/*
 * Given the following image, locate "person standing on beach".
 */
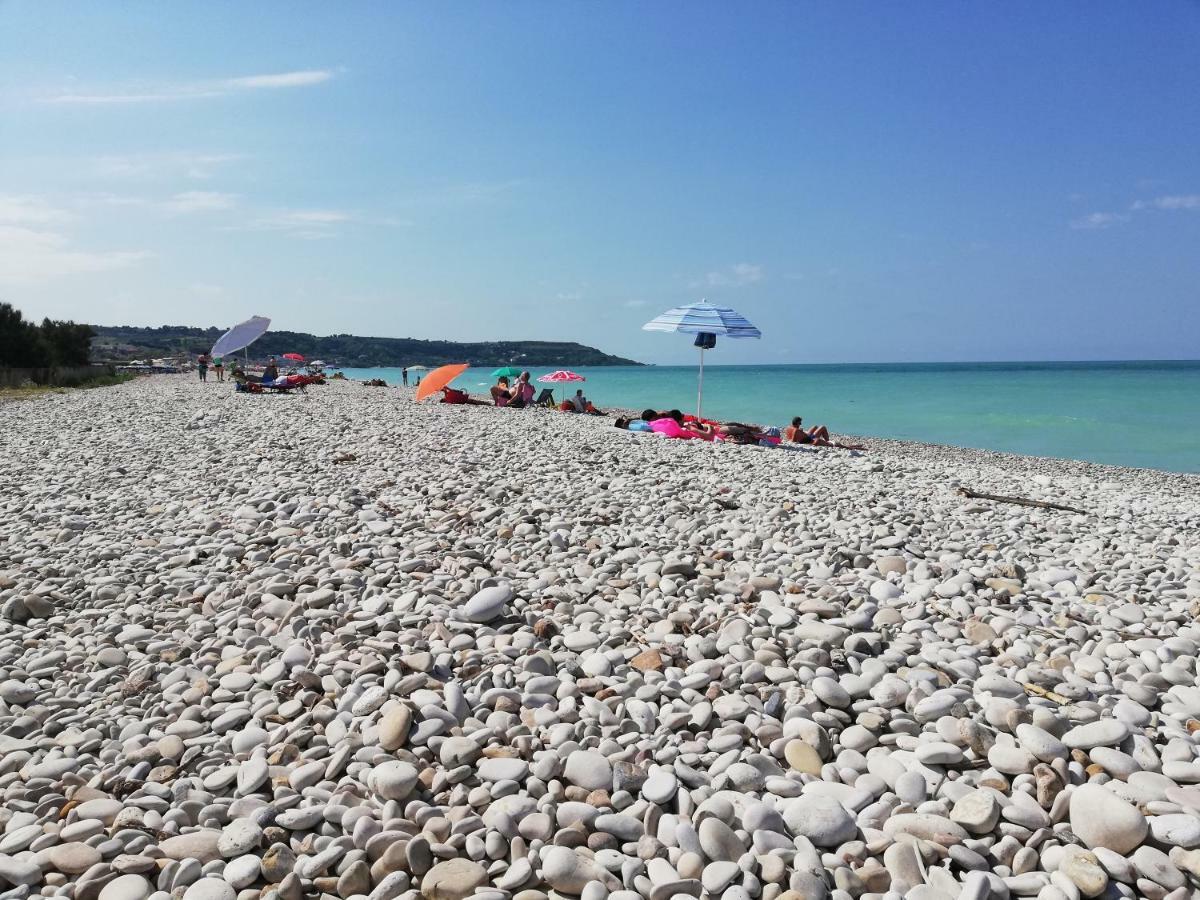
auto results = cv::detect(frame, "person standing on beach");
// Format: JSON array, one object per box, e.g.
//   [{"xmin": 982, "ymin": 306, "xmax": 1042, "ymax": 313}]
[
  {"xmin": 197, "ymin": 353, "xmax": 209, "ymax": 382},
  {"xmin": 402, "ymin": 367, "xmax": 408, "ymax": 386},
  {"xmin": 213, "ymin": 357, "xmax": 224, "ymax": 382}
]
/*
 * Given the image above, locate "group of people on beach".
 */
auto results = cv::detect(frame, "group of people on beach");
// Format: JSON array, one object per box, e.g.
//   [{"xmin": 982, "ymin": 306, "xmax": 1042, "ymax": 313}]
[
  {"xmin": 614, "ymin": 409, "xmax": 864, "ymax": 450},
  {"xmin": 195, "ymin": 353, "xmax": 225, "ymax": 382},
  {"xmin": 434, "ymin": 373, "xmax": 861, "ymax": 451},
  {"xmin": 437, "ymin": 372, "xmax": 604, "ymax": 416}
]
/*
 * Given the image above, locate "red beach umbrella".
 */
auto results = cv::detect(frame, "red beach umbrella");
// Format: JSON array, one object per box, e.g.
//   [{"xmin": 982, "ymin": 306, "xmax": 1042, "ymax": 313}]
[
  {"xmin": 537, "ymin": 370, "xmax": 585, "ymax": 404},
  {"xmin": 536, "ymin": 370, "xmax": 586, "ymax": 383},
  {"xmin": 282, "ymin": 353, "xmax": 305, "ymax": 362}
]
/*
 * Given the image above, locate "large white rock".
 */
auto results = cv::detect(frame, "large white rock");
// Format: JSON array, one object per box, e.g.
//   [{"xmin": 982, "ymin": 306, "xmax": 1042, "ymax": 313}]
[{"xmin": 1070, "ymin": 784, "xmax": 1148, "ymax": 854}]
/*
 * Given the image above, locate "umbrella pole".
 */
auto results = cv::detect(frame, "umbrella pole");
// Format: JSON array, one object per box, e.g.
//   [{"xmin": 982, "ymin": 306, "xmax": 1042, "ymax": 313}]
[{"xmin": 697, "ymin": 346, "xmax": 705, "ymax": 421}]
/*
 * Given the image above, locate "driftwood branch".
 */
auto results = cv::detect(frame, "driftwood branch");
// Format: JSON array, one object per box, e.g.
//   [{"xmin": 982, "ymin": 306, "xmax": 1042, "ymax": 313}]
[
  {"xmin": 1024, "ymin": 682, "xmax": 1070, "ymax": 705},
  {"xmin": 956, "ymin": 487, "xmax": 1088, "ymax": 516}
]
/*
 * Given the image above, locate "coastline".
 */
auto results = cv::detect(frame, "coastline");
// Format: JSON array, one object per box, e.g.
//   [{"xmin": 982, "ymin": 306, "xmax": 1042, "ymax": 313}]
[
  {"xmin": 335, "ymin": 362, "xmax": 1200, "ymax": 475},
  {"xmin": 2, "ymin": 374, "xmax": 1199, "ymax": 899}
]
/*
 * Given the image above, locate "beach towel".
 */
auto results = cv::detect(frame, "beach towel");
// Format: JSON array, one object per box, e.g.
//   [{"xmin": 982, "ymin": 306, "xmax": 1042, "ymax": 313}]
[{"xmin": 649, "ymin": 418, "xmax": 709, "ymax": 440}]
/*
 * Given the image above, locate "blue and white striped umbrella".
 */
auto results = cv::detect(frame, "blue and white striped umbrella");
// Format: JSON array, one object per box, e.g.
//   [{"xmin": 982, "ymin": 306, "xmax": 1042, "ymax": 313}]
[
  {"xmin": 642, "ymin": 299, "xmax": 762, "ymax": 339},
  {"xmin": 642, "ymin": 299, "xmax": 761, "ymax": 420}
]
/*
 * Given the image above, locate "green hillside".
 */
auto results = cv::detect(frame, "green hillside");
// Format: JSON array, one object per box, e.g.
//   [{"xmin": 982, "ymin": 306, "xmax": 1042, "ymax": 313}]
[{"xmin": 91, "ymin": 324, "xmax": 643, "ymax": 367}]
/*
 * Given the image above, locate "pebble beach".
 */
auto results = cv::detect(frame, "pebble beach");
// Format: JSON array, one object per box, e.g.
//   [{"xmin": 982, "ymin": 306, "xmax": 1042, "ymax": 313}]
[{"xmin": 4, "ymin": 375, "xmax": 1200, "ymax": 900}]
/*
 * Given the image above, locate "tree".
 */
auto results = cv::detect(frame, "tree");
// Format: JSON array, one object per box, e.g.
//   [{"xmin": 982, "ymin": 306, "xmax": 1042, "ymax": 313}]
[
  {"xmin": 0, "ymin": 302, "xmax": 49, "ymax": 367},
  {"xmin": 40, "ymin": 318, "xmax": 95, "ymax": 366},
  {"xmin": 0, "ymin": 303, "xmax": 95, "ymax": 367}
]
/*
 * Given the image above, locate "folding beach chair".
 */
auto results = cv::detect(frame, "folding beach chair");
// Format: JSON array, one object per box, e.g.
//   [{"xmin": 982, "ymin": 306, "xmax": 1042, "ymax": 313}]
[{"xmin": 533, "ymin": 388, "xmax": 557, "ymax": 408}]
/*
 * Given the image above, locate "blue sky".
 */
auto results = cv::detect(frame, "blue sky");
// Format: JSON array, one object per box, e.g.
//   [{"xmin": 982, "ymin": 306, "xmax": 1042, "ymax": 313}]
[{"xmin": 1, "ymin": 2, "xmax": 1197, "ymax": 365}]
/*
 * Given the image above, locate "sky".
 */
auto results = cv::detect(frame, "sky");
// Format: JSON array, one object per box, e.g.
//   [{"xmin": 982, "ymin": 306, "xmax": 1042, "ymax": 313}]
[{"xmin": 1, "ymin": 3, "xmax": 1198, "ymax": 365}]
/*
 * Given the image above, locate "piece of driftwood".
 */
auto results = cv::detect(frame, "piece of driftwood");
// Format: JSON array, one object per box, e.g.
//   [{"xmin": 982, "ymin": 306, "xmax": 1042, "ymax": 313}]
[
  {"xmin": 1024, "ymin": 682, "xmax": 1070, "ymax": 705},
  {"xmin": 956, "ymin": 487, "xmax": 1088, "ymax": 515}
]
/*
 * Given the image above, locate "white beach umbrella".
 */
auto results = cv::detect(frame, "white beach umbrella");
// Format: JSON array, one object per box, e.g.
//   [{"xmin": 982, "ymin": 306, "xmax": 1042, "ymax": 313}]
[
  {"xmin": 211, "ymin": 315, "xmax": 271, "ymax": 359},
  {"xmin": 642, "ymin": 299, "xmax": 761, "ymax": 420}
]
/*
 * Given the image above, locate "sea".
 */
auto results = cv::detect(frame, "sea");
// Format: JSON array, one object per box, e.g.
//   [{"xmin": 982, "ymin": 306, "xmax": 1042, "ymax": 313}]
[{"xmin": 333, "ymin": 361, "xmax": 1200, "ymax": 474}]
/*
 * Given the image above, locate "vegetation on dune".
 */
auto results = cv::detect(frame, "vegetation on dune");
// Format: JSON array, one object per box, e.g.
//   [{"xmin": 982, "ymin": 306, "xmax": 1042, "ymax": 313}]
[
  {"xmin": 0, "ymin": 302, "xmax": 96, "ymax": 368},
  {"xmin": 91, "ymin": 324, "xmax": 643, "ymax": 367}
]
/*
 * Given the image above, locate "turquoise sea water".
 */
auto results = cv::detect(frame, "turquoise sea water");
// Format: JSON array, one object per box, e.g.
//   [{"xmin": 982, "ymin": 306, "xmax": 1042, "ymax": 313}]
[{"xmin": 335, "ymin": 362, "xmax": 1200, "ymax": 474}]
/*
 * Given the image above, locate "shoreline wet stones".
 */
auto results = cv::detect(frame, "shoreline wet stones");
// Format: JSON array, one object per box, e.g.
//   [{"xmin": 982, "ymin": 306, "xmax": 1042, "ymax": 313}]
[{"xmin": 1, "ymin": 376, "xmax": 1200, "ymax": 900}]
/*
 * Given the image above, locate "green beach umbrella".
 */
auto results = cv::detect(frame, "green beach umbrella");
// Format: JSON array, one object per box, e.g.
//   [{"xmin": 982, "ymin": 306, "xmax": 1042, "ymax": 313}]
[{"xmin": 491, "ymin": 366, "xmax": 523, "ymax": 378}]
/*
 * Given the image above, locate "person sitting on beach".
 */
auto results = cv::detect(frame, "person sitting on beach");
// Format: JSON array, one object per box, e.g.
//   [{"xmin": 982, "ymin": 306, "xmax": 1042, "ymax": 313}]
[
  {"xmin": 262, "ymin": 357, "xmax": 279, "ymax": 383},
  {"xmin": 784, "ymin": 416, "xmax": 866, "ymax": 450},
  {"xmin": 491, "ymin": 377, "xmax": 513, "ymax": 406},
  {"xmin": 508, "ymin": 372, "xmax": 535, "ymax": 408},
  {"xmin": 783, "ymin": 416, "xmax": 829, "ymax": 445},
  {"xmin": 567, "ymin": 389, "xmax": 605, "ymax": 415}
]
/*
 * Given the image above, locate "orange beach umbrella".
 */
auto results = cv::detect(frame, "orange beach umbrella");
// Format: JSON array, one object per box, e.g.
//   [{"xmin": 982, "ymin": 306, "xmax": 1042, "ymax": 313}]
[{"xmin": 415, "ymin": 363, "xmax": 470, "ymax": 401}]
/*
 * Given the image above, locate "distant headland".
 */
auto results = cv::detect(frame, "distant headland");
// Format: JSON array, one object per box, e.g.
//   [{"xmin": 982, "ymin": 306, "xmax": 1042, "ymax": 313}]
[{"xmin": 91, "ymin": 324, "xmax": 644, "ymax": 367}]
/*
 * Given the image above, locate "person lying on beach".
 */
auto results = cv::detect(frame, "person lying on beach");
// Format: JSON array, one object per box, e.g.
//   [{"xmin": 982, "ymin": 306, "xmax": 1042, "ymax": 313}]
[
  {"xmin": 440, "ymin": 387, "xmax": 490, "ymax": 406},
  {"xmin": 491, "ymin": 377, "xmax": 513, "ymax": 406},
  {"xmin": 784, "ymin": 416, "xmax": 866, "ymax": 450},
  {"xmin": 614, "ymin": 417, "xmax": 654, "ymax": 432}
]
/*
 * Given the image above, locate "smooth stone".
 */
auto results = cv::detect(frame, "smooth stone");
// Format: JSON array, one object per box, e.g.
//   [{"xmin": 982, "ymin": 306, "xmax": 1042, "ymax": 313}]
[
  {"xmin": 1062, "ymin": 720, "xmax": 1130, "ymax": 750},
  {"xmin": 99, "ymin": 875, "xmax": 153, "ymax": 900},
  {"xmin": 181, "ymin": 880, "xmax": 236, "ymax": 900},
  {"xmin": 564, "ymin": 751, "xmax": 613, "ymax": 791},
  {"xmin": 1059, "ymin": 845, "xmax": 1108, "ymax": 898},
  {"xmin": 421, "ymin": 859, "xmax": 488, "ymax": 900},
  {"xmin": 783, "ymin": 740, "xmax": 823, "ymax": 776},
  {"xmin": 461, "ymin": 585, "xmax": 512, "ymax": 623},
  {"xmin": 540, "ymin": 847, "xmax": 619, "ymax": 894},
  {"xmin": 1148, "ymin": 814, "xmax": 1200, "ymax": 848},
  {"xmin": 370, "ymin": 760, "xmax": 420, "ymax": 801},
  {"xmin": 782, "ymin": 795, "xmax": 857, "ymax": 847},
  {"xmin": 159, "ymin": 831, "xmax": 223, "ymax": 863},
  {"xmin": 1070, "ymin": 784, "xmax": 1149, "ymax": 854}
]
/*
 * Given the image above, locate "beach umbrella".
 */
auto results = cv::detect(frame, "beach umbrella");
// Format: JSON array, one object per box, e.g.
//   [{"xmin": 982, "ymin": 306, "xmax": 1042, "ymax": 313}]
[
  {"xmin": 407, "ymin": 365, "xmax": 429, "ymax": 371},
  {"xmin": 537, "ymin": 369, "xmax": 585, "ymax": 404},
  {"xmin": 415, "ymin": 363, "xmax": 470, "ymax": 402},
  {"xmin": 309, "ymin": 359, "xmax": 326, "ymax": 367},
  {"xmin": 211, "ymin": 315, "xmax": 271, "ymax": 359},
  {"xmin": 282, "ymin": 352, "xmax": 305, "ymax": 362},
  {"xmin": 642, "ymin": 299, "xmax": 761, "ymax": 419},
  {"xmin": 491, "ymin": 366, "xmax": 523, "ymax": 378}
]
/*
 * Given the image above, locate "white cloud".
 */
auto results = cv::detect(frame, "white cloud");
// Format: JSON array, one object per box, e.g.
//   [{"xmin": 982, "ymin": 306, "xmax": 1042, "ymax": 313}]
[
  {"xmin": 228, "ymin": 208, "xmax": 403, "ymax": 239},
  {"xmin": 556, "ymin": 291, "xmax": 583, "ymax": 301},
  {"xmin": 166, "ymin": 191, "xmax": 239, "ymax": 214},
  {"xmin": 225, "ymin": 71, "xmax": 333, "ymax": 90},
  {"xmin": 695, "ymin": 262, "xmax": 764, "ymax": 288},
  {"xmin": 1133, "ymin": 194, "xmax": 1200, "ymax": 211},
  {"xmin": 0, "ymin": 195, "xmax": 74, "ymax": 226},
  {"xmin": 44, "ymin": 70, "xmax": 336, "ymax": 105},
  {"xmin": 228, "ymin": 209, "xmax": 353, "ymax": 239},
  {"xmin": 0, "ymin": 225, "xmax": 148, "ymax": 285},
  {"xmin": 94, "ymin": 152, "xmax": 243, "ymax": 180},
  {"xmin": 1070, "ymin": 212, "xmax": 1128, "ymax": 230}
]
